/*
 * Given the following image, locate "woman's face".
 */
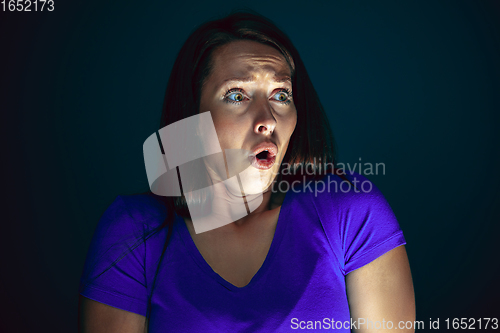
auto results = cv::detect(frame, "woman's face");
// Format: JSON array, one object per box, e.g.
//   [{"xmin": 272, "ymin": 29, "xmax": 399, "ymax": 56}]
[{"xmin": 199, "ymin": 40, "xmax": 297, "ymax": 195}]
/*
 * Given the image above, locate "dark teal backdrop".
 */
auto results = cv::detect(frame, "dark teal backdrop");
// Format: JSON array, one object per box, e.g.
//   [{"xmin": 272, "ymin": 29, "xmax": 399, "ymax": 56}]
[{"xmin": 2, "ymin": 0, "xmax": 499, "ymax": 332}]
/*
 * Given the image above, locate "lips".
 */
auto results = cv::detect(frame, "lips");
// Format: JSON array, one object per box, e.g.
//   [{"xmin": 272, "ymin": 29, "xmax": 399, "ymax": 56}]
[{"xmin": 249, "ymin": 142, "xmax": 278, "ymax": 170}]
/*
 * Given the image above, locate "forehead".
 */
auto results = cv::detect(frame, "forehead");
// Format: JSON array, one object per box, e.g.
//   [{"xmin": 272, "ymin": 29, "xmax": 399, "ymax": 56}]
[{"xmin": 208, "ymin": 40, "xmax": 291, "ymax": 86}]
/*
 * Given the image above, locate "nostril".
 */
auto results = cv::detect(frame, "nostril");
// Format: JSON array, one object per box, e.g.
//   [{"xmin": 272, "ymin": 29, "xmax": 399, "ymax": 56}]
[{"xmin": 258, "ymin": 125, "xmax": 267, "ymax": 132}]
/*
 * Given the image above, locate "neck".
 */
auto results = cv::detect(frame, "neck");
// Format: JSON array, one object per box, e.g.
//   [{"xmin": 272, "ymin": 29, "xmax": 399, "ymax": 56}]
[
  {"xmin": 231, "ymin": 183, "xmax": 286, "ymax": 227},
  {"xmin": 183, "ymin": 179, "xmax": 286, "ymax": 232}
]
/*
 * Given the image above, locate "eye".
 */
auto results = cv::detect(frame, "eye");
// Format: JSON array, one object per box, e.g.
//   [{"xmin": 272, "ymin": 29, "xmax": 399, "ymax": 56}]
[
  {"xmin": 224, "ymin": 88, "xmax": 247, "ymax": 104},
  {"xmin": 272, "ymin": 89, "xmax": 292, "ymax": 104}
]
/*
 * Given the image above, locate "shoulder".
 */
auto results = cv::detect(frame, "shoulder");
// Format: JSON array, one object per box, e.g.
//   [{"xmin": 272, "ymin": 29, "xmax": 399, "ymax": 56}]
[
  {"xmin": 80, "ymin": 192, "xmax": 168, "ymax": 316},
  {"xmin": 118, "ymin": 192, "xmax": 168, "ymax": 226},
  {"xmin": 304, "ymin": 171, "xmax": 403, "ymax": 245},
  {"xmin": 93, "ymin": 193, "xmax": 169, "ymax": 242},
  {"xmin": 308, "ymin": 172, "xmax": 405, "ymax": 274},
  {"xmin": 303, "ymin": 171, "xmax": 390, "ymax": 213},
  {"xmin": 279, "ymin": 170, "xmax": 393, "ymax": 228},
  {"xmin": 82, "ymin": 193, "xmax": 170, "ymax": 281}
]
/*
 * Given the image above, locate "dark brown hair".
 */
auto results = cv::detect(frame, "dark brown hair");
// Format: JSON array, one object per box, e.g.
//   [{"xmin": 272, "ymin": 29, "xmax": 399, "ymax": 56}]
[{"xmin": 155, "ymin": 11, "xmax": 340, "ymax": 218}]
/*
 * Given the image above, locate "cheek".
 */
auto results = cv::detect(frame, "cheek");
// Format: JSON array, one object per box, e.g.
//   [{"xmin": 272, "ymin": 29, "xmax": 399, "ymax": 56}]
[
  {"xmin": 283, "ymin": 108, "xmax": 298, "ymax": 140},
  {"xmin": 211, "ymin": 113, "xmax": 246, "ymax": 148},
  {"xmin": 276, "ymin": 110, "xmax": 297, "ymax": 160}
]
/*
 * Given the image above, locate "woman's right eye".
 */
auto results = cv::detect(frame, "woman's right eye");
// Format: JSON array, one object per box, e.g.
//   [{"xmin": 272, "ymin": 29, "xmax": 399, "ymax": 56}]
[{"xmin": 224, "ymin": 89, "xmax": 246, "ymax": 104}]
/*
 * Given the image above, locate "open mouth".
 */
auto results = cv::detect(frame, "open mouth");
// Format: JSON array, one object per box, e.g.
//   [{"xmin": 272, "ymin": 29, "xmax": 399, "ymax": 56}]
[
  {"xmin": 256, "ymin": 150, "xmax": 270, "ymax": 160},
  {"xmin": 249, "ymin": 143, "xmax": 278, "ymax": 170}
]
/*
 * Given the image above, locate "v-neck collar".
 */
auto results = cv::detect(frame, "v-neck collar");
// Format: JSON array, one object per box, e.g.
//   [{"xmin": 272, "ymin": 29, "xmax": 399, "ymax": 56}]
[{"xmin": 176, "ymin": 191, "xmax": 291, "ymax": 292}]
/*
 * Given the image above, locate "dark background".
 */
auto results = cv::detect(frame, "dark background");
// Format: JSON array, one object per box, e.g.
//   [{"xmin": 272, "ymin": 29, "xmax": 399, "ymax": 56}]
[{"xmin": 2, "ymin": 0, "xmax": 499, "ymax": 332}]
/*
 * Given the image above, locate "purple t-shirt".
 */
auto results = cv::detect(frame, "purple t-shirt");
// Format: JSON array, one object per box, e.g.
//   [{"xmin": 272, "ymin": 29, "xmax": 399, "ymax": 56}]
[{"xmin": 80, "ymin": 172, "xmax": 406, "ymax": 332}]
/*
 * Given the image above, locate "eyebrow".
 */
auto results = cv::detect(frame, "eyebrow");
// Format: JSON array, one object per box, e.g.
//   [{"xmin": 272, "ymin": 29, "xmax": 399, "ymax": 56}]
[{"xmin": 220, "ymin": 75, "xmax": 291, "ymax": 86}]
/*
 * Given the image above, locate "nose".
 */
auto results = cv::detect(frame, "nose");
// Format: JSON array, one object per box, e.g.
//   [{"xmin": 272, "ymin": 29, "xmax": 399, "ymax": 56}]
[{"xmin": 253, "ymin": 101, "xmax": 277, "ymax": 136}]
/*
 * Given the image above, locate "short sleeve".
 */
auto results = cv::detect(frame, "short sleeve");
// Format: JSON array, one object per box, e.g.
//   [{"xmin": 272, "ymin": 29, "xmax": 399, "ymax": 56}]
[
  {"xmin": 79, "ymin": 196, "xmax": 148, "ymax": 316},
  {"xmin": 313, "ymin": 172, "xmax": 406, "ymax": 275}
]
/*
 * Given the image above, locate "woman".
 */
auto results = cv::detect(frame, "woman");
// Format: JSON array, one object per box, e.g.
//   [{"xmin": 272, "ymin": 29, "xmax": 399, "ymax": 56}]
[{"xmin": 79, "ymin": 11, "xmax": 415, "ymax": 332}]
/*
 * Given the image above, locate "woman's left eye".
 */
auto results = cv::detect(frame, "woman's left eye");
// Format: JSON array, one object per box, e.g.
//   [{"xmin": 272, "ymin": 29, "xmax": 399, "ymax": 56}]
[{"xmin": 272, "ymin": 89, "xmax": 291, "ymax": 103}]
